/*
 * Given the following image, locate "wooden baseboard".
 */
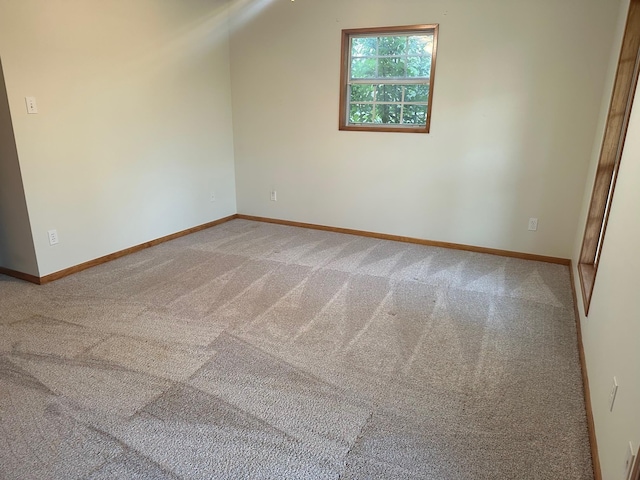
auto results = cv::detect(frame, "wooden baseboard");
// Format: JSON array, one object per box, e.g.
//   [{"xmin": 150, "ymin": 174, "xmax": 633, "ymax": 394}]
[
  {"xmin": 0, "ymin": 266, "xmax": 41, "ymax": 285},
  {"xmin": 236, "ymin": 214, "xmax": 571, "ymax": 265},
  {"xmin": 38, "ymin": 214, "xmax": 238, "ymax": 284},
  {"xmin": 569, "ymin": 261, "xmax": 602, "ymax": 480},
  {"xmin": 0, "ymin": 215, "xmax": 239, "ymax": 285},
  {"xmin": 3, "ymin": 213, "xmax": 570, "ymax": 284}
]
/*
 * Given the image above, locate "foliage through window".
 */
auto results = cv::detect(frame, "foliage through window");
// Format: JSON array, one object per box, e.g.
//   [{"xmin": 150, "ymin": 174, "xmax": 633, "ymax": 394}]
[{"xmin": 339, "ymin": 25, "xmax": 438, "ymax": 133}]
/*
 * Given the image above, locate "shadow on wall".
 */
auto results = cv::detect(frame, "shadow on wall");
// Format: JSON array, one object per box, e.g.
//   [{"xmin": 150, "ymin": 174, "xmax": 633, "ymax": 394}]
[{"xmin": 0, "ymin": 58, "xmax": 39, "ymax": 275}]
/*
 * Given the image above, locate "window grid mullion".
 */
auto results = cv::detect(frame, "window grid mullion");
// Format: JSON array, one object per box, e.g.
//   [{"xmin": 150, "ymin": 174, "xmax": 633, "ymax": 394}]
[
  {"xmin": 348, "ymin": 101, "xmax": 427, "ymax": 105},
  {"xmin": 349, "ymin": 78, "xmax": 430, "ymax": 85},
  {"xmin": 375, "ymin": 36, "xmax": 379, "ymax": 78},
  {"xmin": 404, "ymin": 37, "xmax": 409, "ymax": 78},
  {"xmin": 372, "ymin": 85, "xmax": 378, "ymax": 123},
  {"xmin": 351, "ymin": 54, "xmax": 430, "ymax": 59}
]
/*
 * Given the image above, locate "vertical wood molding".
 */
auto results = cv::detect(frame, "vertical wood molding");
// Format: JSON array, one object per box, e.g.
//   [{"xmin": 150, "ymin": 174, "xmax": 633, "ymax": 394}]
[
  {"xmin": 578, "ymin": 0, "xmax": 640, "ymax": 315},
  {"xmin": 631, "ymin": 445, "xmax": 640, "ymax": 480},
  {"xmin": 569, "ymin": 261, "xmax": 602, "ymax": 480}
]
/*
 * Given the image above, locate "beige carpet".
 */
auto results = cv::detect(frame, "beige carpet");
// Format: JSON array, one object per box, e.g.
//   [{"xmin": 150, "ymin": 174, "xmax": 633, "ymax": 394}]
[{"xmin": 0, "ymin": 219, "xmax": 593, "ymax": 479}]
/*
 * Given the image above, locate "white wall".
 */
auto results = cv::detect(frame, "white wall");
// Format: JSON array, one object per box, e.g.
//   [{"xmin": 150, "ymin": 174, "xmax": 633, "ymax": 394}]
[
  {"xmin": 573, "ymin": 79, "xmax": 640, "ymax": 480},
  {"xmin": 0, "ymin": 0, "xmax": 237, "ymax": 276},
  {"xmin": 0, "ymin": 60, "xmax": 38, "ymax": 276},
  {"xmin": 571, "ymin": 1, "xmax": 640, "ymax": 477},
  {"xmin": 230, "ymin": 0, "xmax": 621, "ymax": 259}
]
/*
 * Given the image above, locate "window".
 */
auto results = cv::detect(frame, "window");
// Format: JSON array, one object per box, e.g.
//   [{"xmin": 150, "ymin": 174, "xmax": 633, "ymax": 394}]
[
  {"xmin": 578, "ymin": 0, "xmax": 640, "ymax": 315},
  {"xmin": 339, "ymin": 25, "xmax": 438, "ymax": 133}
]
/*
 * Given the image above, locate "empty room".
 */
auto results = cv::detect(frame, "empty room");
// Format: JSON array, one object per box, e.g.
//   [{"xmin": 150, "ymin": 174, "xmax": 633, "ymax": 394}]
[{"xmin": 0, "ymin": 0, "xmax": 639, "ymax": 479}]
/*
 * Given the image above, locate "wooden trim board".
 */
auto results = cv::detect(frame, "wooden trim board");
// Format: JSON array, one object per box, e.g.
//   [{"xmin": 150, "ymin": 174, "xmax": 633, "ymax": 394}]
[
  {"xmin": 632, "ymin": 445, "xmax": 640, "ymax": 480},
  {"xmin": 39, "ymin": 214, "xmax": 238, "ymax": 284},
  {"xmin": 0, "ymin": 266, "xmax": 41, "ymax": 285},
  {"xmin": 2, "ymin": 212, "xmax": 570, "ymax": 285},
  {"xmin": 578, "ymin": 0, "xmax": 640, "ymax": 315},
  {"xmin": 569, "ymin": 261, "xmax": 602, "ymax": 480},
  {"xmin": 236, "ymin": 214, "xmax": 571, "ymax": 265},
  {"xmin": 0, "ymin": 214, "xmax": 238, "ymax": 285}
]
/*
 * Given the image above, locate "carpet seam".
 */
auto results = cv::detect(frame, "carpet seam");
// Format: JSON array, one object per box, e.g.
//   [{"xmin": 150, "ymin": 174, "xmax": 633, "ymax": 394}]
[{"xmin": 338, "ymin": 409, "xmax": 375, "ymax": 480}]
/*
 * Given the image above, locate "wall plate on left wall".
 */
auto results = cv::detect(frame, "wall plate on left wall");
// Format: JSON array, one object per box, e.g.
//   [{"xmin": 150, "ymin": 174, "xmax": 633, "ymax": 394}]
[{"xmin": 25, "ymin": 96, "xmax": 37, "ymax": 114}]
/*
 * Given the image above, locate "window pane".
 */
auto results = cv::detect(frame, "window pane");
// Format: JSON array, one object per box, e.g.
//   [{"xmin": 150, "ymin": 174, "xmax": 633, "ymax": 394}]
[
  {"xmin": 351, "ymin": 37, "xmax": 377, "ymax": 57},
  {"xmin": 378, "ymin": 36, "xmax": 406, "ymax": 56},
  {"xmin": 402, "ymin": 104, "xmax": 427, "ymax": 125},
  {"xmin": 404, "ymin": 84, "xmax": 429, "ymax": 102},
  {"xmin": 349, "ymin": 103, "xmax": 374, "ymax": 124},
  {"xmin": 406, "ymin": 55, "xmax": 430, "ymax": 78},
  {"xmin": 351, "ymin": 58, "xmax": 377, "ymax": 78},
  {"xmin": 376, "ymin": 84, "xmax": 403, "ymax": 102},
  {"xmin": 407, "ymin": 35, "xmax": 433, "ymax": 55},
  {"xmin": 350, "ymin": 84, "xmax": 375, "ymax": 102},
  {"xmin": 375, "ymin": 104, "xmax": 402, "ymax": 124},
  {"xmin": 378, "ymin": 57, "xmax": 405, "ymax": 77}
]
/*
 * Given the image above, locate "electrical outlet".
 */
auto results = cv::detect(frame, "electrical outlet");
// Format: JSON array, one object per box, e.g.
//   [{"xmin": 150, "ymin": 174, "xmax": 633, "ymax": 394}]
[
  {"xmin": 270, "ymin": 190, "xmax": 277, "ymax": 201},
  {"xmin": 210, "ymin": 191, "xmax": 216, "ymax": 202},
  {"xmin": 609, "ymin": 377, "xmax": 618, "ymax": 412},
  {"xmin": 25, "ymin": 96, "xmax": 38, "ymax": 114},
  {"xmin": 528, "ymin": 217, "xmax": 538, "ymax": 231},
  {"xmin": 624, "ymin": 442, "xmax": 635, "ymax": 480},
  {"xmin": 47, "ymin": 229, "xmax": 59, "ymax": 246}
]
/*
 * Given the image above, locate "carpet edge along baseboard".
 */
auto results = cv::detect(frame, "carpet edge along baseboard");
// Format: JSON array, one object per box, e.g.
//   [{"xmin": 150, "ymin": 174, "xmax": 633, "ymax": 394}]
[
  {"xmin": 237, "ymin": 214, "xmax": 570, "ymax": 266},
  {"xmin": 0, "ymin": 266, "xmax": 41, "ymax": 284},
  {"xmin": 0, "ymin": 213, "xmax": 570, "ymax": 285},
  {"xmin": 0, "ymin": 214, "xmax": 239, "ymax": 285}
]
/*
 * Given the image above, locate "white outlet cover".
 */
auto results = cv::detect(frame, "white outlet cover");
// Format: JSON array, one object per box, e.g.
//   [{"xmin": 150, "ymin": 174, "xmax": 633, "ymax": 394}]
[
  {"xmin": 47, "ymin": 229, "xmax": 58, "ymax": 246},
  {"xmin": 609, "ymin": 377, "xmax": 618, "ymax": 412},
  {"xmin": 25, "ymin": 96, "xmax": 38, "ymax": 114}
]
